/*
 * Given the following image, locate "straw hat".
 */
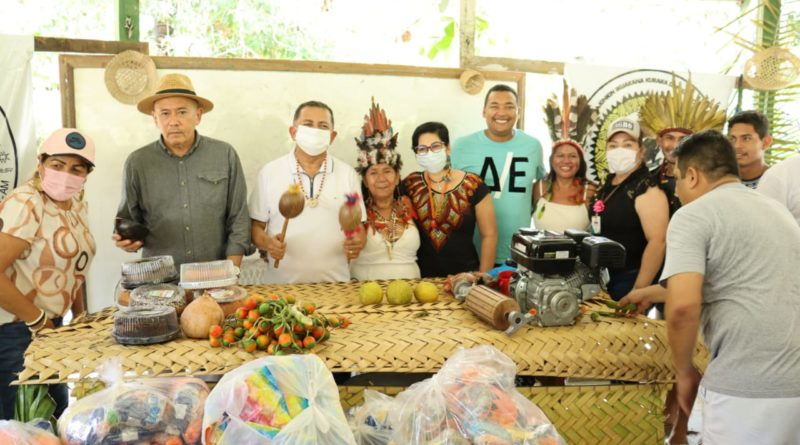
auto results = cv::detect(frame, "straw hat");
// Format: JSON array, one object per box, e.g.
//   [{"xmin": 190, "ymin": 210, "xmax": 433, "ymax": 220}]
[
  {"xmin": 104, "ymin": 50, "xmax": 157, "ymax": 105},
  {"xmin": 136, "ymin": 73, "xmax": 214, "ymax": 114}
]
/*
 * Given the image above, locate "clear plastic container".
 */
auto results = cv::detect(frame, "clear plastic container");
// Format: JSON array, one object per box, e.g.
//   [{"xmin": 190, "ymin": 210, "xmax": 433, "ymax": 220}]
[
  {"xmin": 180, "ymin": 260, "xmax": 238, "ymax": 289},
  {"xmin": 204, "ymin": 286, "xmax": 248, "ymax": 316},
  {"xmin": 112, "ymin": 306, "xmax": 180, "ymax": 345},
  {"xmin": 114, "ymin": 280, "xmax": 132, "ymax": 308},
  {"xmin": 120, "ymin": 255, "xmax": 178, "ymax": 289},
  {"xmin": 130, "ymin": 283, "xmax": 187, "ymax": 315}
]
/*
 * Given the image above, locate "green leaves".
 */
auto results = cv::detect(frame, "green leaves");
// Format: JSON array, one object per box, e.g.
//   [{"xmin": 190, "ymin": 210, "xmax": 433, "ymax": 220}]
[
  {"xmin": 427, "ymin": 19, "xmax": 455, "ymax": 60},
  {"xmin": 14, "ymin": 384, "xmax": 57, "ymax": 430}
]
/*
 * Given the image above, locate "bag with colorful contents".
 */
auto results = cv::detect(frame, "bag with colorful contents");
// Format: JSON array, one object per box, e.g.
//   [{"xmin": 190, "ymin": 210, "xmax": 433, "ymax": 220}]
[
  {"xmin": 202, "ymin": 354, "xmax": 355, "ymax": 445},
  {"xmin": 58, "ymin": 359, "xmax": 208, "ymax": 445},
  {"xmin": 389, "ymin": 345, "xmax": 565, "ymax": 445},
  {"xmin": 348, "ymin": 389, "xmax": 394, "ymax": 445},
  {"xmin": 0, "ymin": 419, "xmax": 61, "ymax": 445}
]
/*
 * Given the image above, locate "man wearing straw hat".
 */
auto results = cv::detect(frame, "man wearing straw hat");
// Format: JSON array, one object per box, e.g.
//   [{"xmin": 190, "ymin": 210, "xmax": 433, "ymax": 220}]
[{"xmin": 114, "ymin": 73, "xmax": 251, "ymax": 267}]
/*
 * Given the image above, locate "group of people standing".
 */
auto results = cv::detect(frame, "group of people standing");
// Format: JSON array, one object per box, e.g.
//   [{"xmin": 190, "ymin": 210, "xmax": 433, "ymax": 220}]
[
  {"xmin": 1, "ymin": 70, "xmax": 798, "ymax": 445},
  {"xmin": 0, "ymin": 74, "xmax": 545, "ymax": 418}
]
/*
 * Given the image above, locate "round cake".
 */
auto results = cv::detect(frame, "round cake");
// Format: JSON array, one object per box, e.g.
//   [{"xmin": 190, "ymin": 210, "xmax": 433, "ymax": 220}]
[
  {"xmin": 130, "ymin": 284, "xmax": 187, "ymax": 315},
  {"xmin": 121, "ymin": 256, "xmax": 179, "ymax": 289},
  {"xmin": 115, "ymin": 281, "xmax": 131, "ymax": 307},
  {"xmin": 113, "ymin": 306, "xmax": 180, "ymax": 345}
]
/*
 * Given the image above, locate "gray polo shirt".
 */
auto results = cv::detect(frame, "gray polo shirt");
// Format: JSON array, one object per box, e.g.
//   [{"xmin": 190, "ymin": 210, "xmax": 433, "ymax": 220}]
[
  {"xmin": 661, "ymin": 182, "xmax": 800, "ymax": 398},
  {"xmin": 117, "ymin": 133, "xmax": 251, "ymax": 267}
]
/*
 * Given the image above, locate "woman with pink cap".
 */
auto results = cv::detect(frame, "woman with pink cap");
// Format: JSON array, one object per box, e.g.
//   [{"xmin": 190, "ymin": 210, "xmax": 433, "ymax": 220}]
[{"xmin": 0, "ymin": 128, "xmax": 96, "ymax": 419}]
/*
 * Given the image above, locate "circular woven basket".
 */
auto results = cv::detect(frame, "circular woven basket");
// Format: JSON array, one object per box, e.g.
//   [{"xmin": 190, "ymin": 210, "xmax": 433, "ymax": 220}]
[
  {"xmin": 104, "ymin": 50, "xmax": 157, "ymax": 105},
  {"xmin": 744, "ymin": 47, "xmax": 800, "ymax": 91},
  {"xmin": 459, "ymin": 69, "xmax": 485, "ymax": 95}
]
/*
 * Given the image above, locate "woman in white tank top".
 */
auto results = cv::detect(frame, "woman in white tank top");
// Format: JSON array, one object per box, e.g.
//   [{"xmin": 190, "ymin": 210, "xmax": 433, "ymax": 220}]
[
  {"xmin": 532, "ymin": 143, "xmax": 596, "ymax": 232},
  {"xmin": 534, "ymin": 83, "xmax": 598, "ymax": 233}
]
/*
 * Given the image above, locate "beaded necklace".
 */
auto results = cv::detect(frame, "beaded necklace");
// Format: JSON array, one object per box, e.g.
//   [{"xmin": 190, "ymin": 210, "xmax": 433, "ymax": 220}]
[
  {"xmin": 424, "ymin": 170, "xmax": 451, "ymax": 230},
  {"xmin": 295, "ymin": 156, "xmax": 327, "ymax": 208}
]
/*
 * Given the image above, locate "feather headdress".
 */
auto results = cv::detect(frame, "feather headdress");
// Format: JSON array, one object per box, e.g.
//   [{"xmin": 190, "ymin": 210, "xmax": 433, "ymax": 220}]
[
  {"xmin": 543, "ymin": 79, "xmax": 598, "ymax": 152},
  {"xmin": 355, "ymin": 97, "xmax": 402, "ymax": 175},
  {"xmin": 639, "ymin": 73, "xmax": 727, "ymax": 138}
]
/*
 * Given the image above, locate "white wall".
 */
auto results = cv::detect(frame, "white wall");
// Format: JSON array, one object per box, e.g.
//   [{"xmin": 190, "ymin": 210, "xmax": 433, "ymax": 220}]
[{"xmin": 73, "ymin": 64, "xmax": 524, "ymax": 310}]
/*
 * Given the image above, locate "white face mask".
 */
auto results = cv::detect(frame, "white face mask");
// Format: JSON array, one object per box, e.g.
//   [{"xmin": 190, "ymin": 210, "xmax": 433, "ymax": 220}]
[
  {"xmin": 606, "ymin": 148, "xmax": 638, "ymax": 174},
  {"xmin": 294, "ymin": 125, "xmax": 331, "ymax": 156},
  {"xmin": 416, "ymin": 150, "xmax": 448, "ymax": 174}
]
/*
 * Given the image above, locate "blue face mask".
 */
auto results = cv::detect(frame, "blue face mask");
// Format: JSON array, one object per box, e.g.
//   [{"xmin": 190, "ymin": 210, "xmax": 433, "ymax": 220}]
[{"xmin": 416, "ymin": 150, "xmax": 448, "ymax": 174}]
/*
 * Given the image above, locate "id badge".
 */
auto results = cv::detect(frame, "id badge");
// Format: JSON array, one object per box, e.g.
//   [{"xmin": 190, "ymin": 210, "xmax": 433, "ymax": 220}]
[{"xmin": 591, "ymin": 215, "xmax": 601, "ymax": 235}]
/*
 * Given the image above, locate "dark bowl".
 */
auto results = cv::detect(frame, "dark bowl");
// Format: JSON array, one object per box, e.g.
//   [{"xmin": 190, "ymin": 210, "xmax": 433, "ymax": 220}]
[{"xmin": 114, "ymin": 218, "xmax": 149, "ymax": 242}]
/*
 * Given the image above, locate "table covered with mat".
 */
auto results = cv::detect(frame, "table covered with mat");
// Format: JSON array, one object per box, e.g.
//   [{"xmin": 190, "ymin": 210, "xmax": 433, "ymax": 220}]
[{"xmin": 17, "ymin": 280, "xmax": 708, "ymax": 445}]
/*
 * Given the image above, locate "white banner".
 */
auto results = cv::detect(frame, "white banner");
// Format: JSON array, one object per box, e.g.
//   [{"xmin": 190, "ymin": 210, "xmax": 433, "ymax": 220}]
[
  {"xmin": 0, "ymin": 34, "xmax": 36, "ymax": 200},
  {"xmin": 565, "ymin": 63, "xmax": 736, "ymax": 182}
]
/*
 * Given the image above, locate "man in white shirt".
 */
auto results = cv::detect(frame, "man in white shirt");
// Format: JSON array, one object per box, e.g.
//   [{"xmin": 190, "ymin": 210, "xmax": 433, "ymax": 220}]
[
  {"xmin": 249, "ymin": 101, "xmax": 366, "ymax": 283},
  {"xmin": 758, "ymin": 154, "xmax": 800, "ymax": 226}
]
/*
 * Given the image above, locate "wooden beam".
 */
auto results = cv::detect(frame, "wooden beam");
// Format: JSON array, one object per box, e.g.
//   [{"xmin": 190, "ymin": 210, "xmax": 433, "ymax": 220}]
[
  {"xmin": 59, "ymin": 54, "xmax": 76, "ymax": 128},
  {"xmin": 34, "ymin": 36, "xmax": 148, "ymax": 54},
  {"xmin": 118, "ymin": 0, "xmax": 140, "ymax": 41},
  {"xmin": 464, "ymin": 55, "xmax": 564, "ymax": 75},
  {"xmin": 459, "ymin": 0, "xmax": 476, "ymax": 68},
  {"xmin": 59, "ymin": 54, "xmax": 527, "ymax": 128}
]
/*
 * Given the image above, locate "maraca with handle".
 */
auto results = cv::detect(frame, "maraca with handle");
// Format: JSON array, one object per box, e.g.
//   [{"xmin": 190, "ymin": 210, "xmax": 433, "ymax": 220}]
[
  {"xmin": 339, "ymin": 193, "xmax": 363, "ymax": 263},
  {"xmin": 273, "ymin": 184, "xmax": 305, "ymax": 268}
]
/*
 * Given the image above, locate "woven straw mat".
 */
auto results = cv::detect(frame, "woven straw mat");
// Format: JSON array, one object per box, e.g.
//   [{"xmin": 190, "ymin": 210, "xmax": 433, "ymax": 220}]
[{"xmin": 17, "ymin": 279, "xmax": 708, "ymax": 384}]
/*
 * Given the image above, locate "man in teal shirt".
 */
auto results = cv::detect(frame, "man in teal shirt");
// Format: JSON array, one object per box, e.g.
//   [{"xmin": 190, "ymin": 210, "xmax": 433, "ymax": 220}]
[{"xmin": 452, "ymin": 85, "xmax": 544, "ymax": 265}]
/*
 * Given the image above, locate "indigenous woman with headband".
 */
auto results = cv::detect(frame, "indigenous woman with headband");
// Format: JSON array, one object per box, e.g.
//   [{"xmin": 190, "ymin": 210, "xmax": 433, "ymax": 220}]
[
  {"xmin": 533, "ymin": 82, "xmax": 598, "ymax": 232},
  {"xmin": 403, "ymin": 122, "xmax": 497, "ymax": 277},
  {"xmin": 0, "ymin": 128, "xmax": 97, "ymax": 419},
  {"xmin": 594, "ymin": 116, "xmax": 668, "ymax": 301},
  {"xmin": 351, "ymin": 99, "xmax": 421, "ymax": 280}
]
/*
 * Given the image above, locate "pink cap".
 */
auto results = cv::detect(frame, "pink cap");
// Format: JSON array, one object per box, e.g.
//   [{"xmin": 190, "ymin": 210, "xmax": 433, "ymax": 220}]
[{"xmin": 38, "ymin": 128, "xmax": 95, "ymax": 167}]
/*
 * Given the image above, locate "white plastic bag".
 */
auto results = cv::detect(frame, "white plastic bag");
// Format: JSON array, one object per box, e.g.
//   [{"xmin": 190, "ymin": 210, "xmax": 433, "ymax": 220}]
[
  {"xmin": 202, "ymin": 354, "xmax": 355, "ymax": 445},
  {"xmin": 0, "ymin": 419, "xmax": 61, "ymax": 445},
  {"xmin": 58, "ymin": 358, "xmax": 209, "ymax": 445},
  {"xmin": 389, "ymin": 345, "xmax": 565, "ymax": 445},
  {"xmin": 349, "ymin": 389, "xmax": 394, "ymax": 445}
]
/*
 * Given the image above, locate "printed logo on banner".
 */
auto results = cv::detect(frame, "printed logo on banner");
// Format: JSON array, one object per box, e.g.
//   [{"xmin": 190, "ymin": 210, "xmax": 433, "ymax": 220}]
[
  {"xmin": 584, "ymin": 70, "xmax": 696, "ymax": 183},
  {"xmin": 0, "ymin": 105, "xmax": 19, "ymax": 200}
]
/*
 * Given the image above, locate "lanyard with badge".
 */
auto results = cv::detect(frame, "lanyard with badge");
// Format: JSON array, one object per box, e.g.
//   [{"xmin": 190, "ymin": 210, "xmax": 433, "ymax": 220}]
[{"xmin": 591, "ymin": 183, "xmax": 623, "ymax": 235}]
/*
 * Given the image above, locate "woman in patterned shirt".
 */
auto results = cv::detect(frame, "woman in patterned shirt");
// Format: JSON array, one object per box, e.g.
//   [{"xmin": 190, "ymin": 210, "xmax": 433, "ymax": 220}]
[
  {"xmin": 0, "ymin": 128, "xmax": 96, "ymax": 419},
  {"xmin": 403, "ymin": 122, "xmax": 497, "ymax": 277}
]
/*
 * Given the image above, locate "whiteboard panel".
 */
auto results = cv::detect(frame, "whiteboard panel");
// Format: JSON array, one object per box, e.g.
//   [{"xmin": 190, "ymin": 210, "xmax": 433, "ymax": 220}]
[{"xmin": 67, "ymin": 58, "xmax": 524, "ymax": 310}]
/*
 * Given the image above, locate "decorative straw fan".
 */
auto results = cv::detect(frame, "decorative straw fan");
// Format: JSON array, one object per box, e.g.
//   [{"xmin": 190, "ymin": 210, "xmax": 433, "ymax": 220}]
[
  {"xmin": 104, "ymin": 50, "xmax": 157, "ymax": 105},
  {"xmin": 743, "ymin": 47, "xmax": 800, "ymax": 91}
]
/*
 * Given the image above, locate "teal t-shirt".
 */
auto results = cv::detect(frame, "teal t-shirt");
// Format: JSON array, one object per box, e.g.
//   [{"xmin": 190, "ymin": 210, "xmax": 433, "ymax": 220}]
[{"xmin": 452, "ymin": 130, "xmax": 544, "ymax": 264}]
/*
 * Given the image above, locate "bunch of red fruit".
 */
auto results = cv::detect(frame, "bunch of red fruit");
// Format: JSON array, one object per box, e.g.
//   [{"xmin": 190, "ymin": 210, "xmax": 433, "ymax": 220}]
[{"xmin": 207, "ymin": 293, "xmax": 350, "ymax": 354}]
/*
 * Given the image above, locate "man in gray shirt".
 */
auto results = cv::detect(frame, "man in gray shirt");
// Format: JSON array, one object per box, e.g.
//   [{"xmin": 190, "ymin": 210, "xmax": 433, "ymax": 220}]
[
  {"xmin": 114, "ymin": 73, "xmax": 250, "ymax": 267},
  {"xmin": 662, "ymin": 130, "xmax": 800, "ymax": 444}
]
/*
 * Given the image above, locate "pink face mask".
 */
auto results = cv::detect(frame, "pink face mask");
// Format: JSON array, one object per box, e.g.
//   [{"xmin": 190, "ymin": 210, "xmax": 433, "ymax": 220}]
[{"xmin": 41, "ymin": 168, "xmax": 86, "ymax": 202}]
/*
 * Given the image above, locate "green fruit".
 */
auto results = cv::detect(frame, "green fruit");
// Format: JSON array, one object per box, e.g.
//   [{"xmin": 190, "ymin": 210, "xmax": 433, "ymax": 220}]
[
  {"xmin": 359, "ymin": 281, "xmax": 384, "ymax": 305},
  {"xmin": 386, "ymin": 280, "xmax": 413, "ymax": 305},
  {"xmin": 414, "ymin": 281, "xmax": 440, "ymax": 303}
]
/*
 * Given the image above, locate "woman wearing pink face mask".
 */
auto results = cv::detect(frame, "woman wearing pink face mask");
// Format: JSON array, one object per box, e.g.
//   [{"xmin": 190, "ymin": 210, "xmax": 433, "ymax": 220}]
[{"xmin": 0, "ymin": 128, "xmax": 96, "ymax": 420}]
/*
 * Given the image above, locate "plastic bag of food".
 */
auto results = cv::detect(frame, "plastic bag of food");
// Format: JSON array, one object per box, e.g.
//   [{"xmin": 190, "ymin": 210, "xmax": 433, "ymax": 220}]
[
  {"xmin": 0, "ymin": 419, "xmax": 61, "ymax": 445},
  {"xmin": 202, "ymin": 354, "xmax": 355, "ymax": 445},
  {"xmin": 58, "ymin": 358, "xmax": 209, "ymax": 445},
  {"xmin": 349, "ymin": 389, "xmax": 394, "ymax": 445},
  {"xmin": 389, "ymin": 345, "xmax": 565, "ymax": 445}
]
